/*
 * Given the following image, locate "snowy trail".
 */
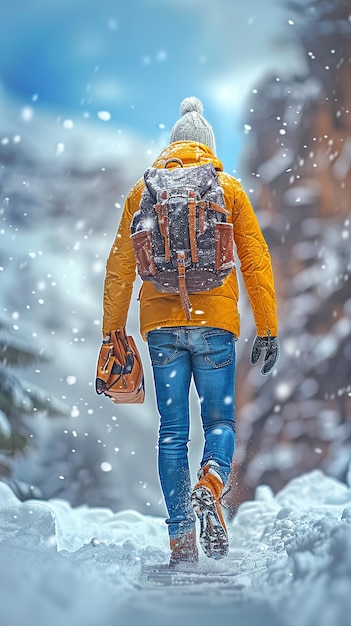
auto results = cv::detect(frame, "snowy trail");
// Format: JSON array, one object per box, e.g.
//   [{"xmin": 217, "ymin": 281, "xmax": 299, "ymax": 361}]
[{"xmin": 1, "ymin": 469, "xmax": 351, "ymax": 626}]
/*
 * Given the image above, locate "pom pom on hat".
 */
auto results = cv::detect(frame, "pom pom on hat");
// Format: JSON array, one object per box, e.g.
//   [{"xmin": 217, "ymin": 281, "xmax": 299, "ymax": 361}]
[
  {"xmin": 180, "ymin": 97, "xmax": 204, "ymax": 116},
  {"xmin": 170, "ymin": 96, "xmax": 216, "ymax": 154}
]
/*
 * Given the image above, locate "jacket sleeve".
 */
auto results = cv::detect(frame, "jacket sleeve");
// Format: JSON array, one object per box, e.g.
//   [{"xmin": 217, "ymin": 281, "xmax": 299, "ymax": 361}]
[
  {"xmin": 102, "ymin": 182, "xmax": 142, "ymax": 337},
  {"xmin": 233, "ymin": 185, "xmax": 278, "ymax": 337}
]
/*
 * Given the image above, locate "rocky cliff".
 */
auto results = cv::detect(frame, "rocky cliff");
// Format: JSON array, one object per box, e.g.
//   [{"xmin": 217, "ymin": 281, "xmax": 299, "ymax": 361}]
[{"xmin": 231, "ymin": 0, "xmax": 351, "ymax": 505}]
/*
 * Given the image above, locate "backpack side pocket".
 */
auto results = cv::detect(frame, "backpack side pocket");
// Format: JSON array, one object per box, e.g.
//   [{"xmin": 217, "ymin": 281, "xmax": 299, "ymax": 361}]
[
  {"xmin": 215, "ymin": 222, "xmax": 235, "ymax": 271},
  {"xmin": 131, "ymin": 230, "xmax": 157, "ymax": 277}
]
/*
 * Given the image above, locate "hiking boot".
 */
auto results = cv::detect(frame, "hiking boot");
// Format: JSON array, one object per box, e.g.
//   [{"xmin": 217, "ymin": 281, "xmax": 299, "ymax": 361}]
[
  {"xmin": 191, "ymin": 461, "xmax": 229, "ymax": 560},
  {"xmin": 169, "ymin": 528, "xmax": 199, "ymax": 567}
]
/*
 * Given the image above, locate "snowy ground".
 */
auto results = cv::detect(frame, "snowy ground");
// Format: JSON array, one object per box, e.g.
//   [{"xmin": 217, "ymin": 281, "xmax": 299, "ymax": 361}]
[{"xmin": 1, "ymin": 469, "xmax": 351, "ymax": 626}]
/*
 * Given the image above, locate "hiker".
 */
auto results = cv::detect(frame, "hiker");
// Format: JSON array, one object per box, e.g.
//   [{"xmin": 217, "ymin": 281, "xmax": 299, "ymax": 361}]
[{"xmin": 102, "ymin": 97, "xmax": 279, "ymax": 566}]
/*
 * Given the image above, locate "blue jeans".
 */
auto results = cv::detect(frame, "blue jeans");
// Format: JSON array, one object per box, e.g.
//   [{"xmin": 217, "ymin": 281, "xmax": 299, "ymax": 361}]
[{"xmin": 147, "ymin": 327, "xmax": 236, "ymax": 539}]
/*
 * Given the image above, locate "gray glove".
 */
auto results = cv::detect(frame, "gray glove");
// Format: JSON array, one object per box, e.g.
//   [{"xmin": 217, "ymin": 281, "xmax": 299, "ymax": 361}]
[{"xmin": 250, "ymin": 335, "xmax": 280, "ymax": 375}]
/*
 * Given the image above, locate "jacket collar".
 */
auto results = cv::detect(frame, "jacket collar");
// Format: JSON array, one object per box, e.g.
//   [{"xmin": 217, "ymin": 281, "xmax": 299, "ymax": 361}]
[{"xmin": 152, "ymin": 141, "xmax": 223, "ymax": 171}]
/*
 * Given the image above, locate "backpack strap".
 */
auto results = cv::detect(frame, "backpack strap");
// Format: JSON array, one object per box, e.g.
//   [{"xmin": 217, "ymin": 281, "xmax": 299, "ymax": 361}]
[
  {"xmin": 188, "ymin": 190, "xmax": 198, "ymax": 263},
  {"xmin": 164, "ymin": 158, "xmax": 184, "ymax": 169},
  {"xmin": 199, "ymin": 200, "xmax": 230, "ymax": 216},
  {"xmin": 177, "ymin": 252, "xmax": 191, "ymax": 320},
  {"xmin": 154, "ymin": 190, "xmax": 171, "ymax": 262},
  {"xmin": 198, "ymin": 204, "xmax": 206, "ymax": 234}
]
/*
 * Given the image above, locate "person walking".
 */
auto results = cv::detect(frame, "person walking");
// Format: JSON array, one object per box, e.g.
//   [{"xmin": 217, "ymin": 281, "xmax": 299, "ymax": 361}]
[{"xmin": 102, "ymin": 97, "xmax": 279, "ymax": 566}]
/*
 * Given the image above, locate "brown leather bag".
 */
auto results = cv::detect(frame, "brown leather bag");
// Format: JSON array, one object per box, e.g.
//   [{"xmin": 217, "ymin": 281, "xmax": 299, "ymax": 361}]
[{"xmin": 95, "ymin": 329, "xmax": 144, "ymax": 404}]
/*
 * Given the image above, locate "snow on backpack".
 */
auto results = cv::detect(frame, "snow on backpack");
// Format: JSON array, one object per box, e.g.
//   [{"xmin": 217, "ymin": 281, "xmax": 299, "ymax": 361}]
[{"xmin": 130, "ymin": 158, "xmax": 235, "ymax": 320}]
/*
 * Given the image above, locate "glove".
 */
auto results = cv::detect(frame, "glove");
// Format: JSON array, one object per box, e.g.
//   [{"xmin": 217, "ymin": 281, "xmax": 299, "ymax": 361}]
[{"xmin": 250, "ymin": 335, "xmax": 280, "ymax": 376}]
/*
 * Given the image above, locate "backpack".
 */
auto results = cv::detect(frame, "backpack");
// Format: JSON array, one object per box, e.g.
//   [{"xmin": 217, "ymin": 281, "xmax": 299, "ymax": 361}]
[{"xmin": 130, "ymin": 158, "xmax": 235, "ymax": 320}]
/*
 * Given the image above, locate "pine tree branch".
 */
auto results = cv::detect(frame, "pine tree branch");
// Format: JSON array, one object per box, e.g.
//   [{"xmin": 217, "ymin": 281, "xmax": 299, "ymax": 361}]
[{"xmin": 0, "ymin": 332, "xmax": 50, "ymax": 367}]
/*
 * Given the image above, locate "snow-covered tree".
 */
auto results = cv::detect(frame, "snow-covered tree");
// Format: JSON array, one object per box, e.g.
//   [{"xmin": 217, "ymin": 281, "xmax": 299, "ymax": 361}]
[{"xmin": 0, "ymin": 316, "xmax": 68, "ymax": 492}]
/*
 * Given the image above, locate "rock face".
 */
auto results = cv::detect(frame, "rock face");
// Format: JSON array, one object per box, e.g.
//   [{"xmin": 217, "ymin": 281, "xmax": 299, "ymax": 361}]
[{"xmin": 231, "ymin": 1, "xmax": 351, "ymax": 505}]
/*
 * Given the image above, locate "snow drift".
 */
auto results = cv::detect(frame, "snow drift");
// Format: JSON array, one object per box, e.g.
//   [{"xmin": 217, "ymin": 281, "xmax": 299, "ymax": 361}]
[{"xmin": 1, "ymin": 468, "xmax": 351, "ymax": 626}]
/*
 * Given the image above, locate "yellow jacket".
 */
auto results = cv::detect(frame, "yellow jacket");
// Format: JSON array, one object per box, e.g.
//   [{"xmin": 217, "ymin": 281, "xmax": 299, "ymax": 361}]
[{"xmin": 102, "ymin": 142, "xmax": 278, "ymax": 340}]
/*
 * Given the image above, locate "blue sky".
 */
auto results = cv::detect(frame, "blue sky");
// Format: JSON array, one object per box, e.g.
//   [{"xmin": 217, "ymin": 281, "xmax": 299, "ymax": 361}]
[{"xmin": 0, "ymin": 0, "xmax": 304, "ymax": 171}]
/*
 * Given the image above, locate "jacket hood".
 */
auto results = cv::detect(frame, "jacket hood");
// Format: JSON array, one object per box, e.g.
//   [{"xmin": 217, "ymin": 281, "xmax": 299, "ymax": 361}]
[{"xmin": 152, "ymin": 141, "xmax": 223, "ymax": 171}]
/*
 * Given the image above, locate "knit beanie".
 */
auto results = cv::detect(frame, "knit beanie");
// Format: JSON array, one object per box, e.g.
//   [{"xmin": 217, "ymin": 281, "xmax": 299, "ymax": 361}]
[{"xmin": 170, "ymin": 97, "xmax": 216, "ymax": 154}]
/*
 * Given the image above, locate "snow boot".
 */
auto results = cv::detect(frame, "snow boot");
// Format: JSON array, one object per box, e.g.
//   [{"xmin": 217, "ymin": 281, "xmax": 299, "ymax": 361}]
[
  {"xmin": 169, "ymin": 528, "xmax": 199, "ymax": 567},
  {"xmin": 191, "ymin": 461, "xmax": 229, "ymax": 559}
]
